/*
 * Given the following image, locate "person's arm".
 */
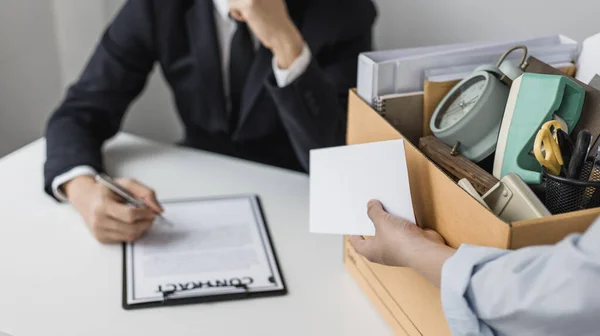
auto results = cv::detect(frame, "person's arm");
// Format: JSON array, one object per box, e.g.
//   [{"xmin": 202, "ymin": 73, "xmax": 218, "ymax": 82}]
[
  {"xmin": 44, "ymin": 0, "xmax": 162, "ymax": 243},
  {"xmin": 441, "ymin": 220, "xmax": 600, "ymax": 336},
  {"xmin": 351, "ymin": 200, "xmax": 600, "ymax": 336},
  {"xmin": 45, "ymin": 0, "xmax": 156, "ymax": 196},
  {"xmin": 229, "ymin": 0, "xmax": 376, "ymax": 171},
  {"xmin": 349, "ymin": 200, "xmax": 456, "ymax": 287}
]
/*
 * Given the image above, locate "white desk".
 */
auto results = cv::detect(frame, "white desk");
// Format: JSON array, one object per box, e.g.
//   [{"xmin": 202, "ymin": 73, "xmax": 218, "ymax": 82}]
[{"xmin": 0, "ymin": 134, "xmax": 391, "ymax": 336}]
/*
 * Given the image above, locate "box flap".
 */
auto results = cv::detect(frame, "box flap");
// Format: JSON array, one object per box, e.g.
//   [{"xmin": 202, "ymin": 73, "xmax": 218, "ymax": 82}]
[
  {"xmin": 510, "ymin": 208, "xmax": 600, "ymax": 249},
  {"xmin": 344, "ymin": 238, "xmax": 418, "ymax": 336},
  {"xmin": 346, "ymin": 236, "xmax": 452, "ymax": 335}
]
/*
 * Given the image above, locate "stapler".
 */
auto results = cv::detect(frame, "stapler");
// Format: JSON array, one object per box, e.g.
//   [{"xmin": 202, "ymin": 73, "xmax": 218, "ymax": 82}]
[
  {"xmin": 458, "ymin": 174, "xmax": 551, "ymax": 222},
  {"xmin": 482, "ymin": 173, "xmax": 551, "ymax": 221},
  {"xmin": 493, "ymin": 73, "xmax": 585, "ymax": 184}
]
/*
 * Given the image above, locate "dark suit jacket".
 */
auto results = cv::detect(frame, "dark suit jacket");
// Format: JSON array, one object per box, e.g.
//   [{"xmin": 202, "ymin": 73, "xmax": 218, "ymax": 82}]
[{"xmin": 44, "ymin": 0, "xmax": 377, "ymax": 197}]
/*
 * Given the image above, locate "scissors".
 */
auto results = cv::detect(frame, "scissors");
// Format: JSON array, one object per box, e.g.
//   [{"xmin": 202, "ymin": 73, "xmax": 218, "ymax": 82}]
[{"xmin": 534, "ymin": 120, "xmax": 564, "ymax": 176}]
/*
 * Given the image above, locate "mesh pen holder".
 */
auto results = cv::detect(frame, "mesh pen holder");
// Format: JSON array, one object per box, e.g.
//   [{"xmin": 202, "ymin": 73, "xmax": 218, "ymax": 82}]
[{"xmin": 543, "ymin": 159, "xmax": 600, "ymax": 215}]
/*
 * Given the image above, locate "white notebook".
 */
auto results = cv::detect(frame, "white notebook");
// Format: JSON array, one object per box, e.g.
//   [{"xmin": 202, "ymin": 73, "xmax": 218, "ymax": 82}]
[{"xmin": 123, "ymin": 195, "xmax": 286, "ymax": 309}]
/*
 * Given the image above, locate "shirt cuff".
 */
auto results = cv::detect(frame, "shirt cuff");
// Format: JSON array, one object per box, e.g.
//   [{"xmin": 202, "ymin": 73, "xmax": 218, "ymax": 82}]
[
  {"xmin": 271, "ymin": 43, "xmax": 311, "ymax": 87},
  {"xmin": 440, "ymin": 244, "xmax": 510, "ymax": 336},
  {"xmin": 51, "ymin": 166, "xmax": 98, "ymax": 202}
]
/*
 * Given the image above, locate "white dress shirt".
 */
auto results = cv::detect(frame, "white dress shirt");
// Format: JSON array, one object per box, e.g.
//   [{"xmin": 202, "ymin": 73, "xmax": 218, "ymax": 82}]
[
  {"xmin": 52, "ymin": 0, "xmax": 311, "ymax": 201},
  {"xmin": 441, "ymin": 218, "xmax": 600, "ymax": 335}
]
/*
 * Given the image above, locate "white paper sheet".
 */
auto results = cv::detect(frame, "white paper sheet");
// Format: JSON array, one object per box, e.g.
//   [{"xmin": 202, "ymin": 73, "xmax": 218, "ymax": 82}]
[
  {"xmin": 576, "ymin": 32, "xmax": 600, "ymax": 84},
  {"xmin": 309, "ymin": 140, "xmax": 415, "ymax": 236},
  {"xmin": 126, "ymin": 195, "xmax": 284, "ymax": 305}
]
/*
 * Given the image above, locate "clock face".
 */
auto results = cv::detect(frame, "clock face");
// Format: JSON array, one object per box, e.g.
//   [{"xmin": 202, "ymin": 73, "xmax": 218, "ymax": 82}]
[{"xmin": 435, "ymin": 75, "xmax": 488, "ymax": 130}]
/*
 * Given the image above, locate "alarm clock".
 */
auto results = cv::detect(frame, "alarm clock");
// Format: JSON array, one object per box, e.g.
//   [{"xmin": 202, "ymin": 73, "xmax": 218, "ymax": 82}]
[{"xmin": 430, "ymin": 46, "xmax": 529, "ymax": 162}]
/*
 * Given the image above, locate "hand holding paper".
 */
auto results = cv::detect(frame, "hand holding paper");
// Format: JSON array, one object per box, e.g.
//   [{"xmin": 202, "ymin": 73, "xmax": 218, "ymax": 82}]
[
  {"xmin": 309, "ymin": 139, "xmax": 415, "ymax": 236},
  {"xmin": 350, "ymin": 200, "xmax": 453, "ymax": 287}
]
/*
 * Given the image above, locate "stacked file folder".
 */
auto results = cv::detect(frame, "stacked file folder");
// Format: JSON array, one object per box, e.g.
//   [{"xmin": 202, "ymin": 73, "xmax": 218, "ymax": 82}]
[{"xmin": 357, "ymin": 35, "xmax": 580, "ymax": 104}]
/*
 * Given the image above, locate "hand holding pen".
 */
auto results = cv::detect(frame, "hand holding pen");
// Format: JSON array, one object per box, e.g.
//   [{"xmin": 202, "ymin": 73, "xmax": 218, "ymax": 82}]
[
  {"xmin": 95, "ymin": 174, "xmax": 174, "ymax": 226},
  {"xmin": 63, "ymin": 174, "xmax": 171, "ymax": 244}
]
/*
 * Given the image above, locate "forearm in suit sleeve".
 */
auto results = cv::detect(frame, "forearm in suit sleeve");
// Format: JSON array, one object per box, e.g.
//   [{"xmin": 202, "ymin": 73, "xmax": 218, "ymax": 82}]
[
  {"xmin": 44, "ymin": 0, "xmax": 156, "ymax": 198},
  {"xmin": 265, "ymin": 32, "xmax": 372, "ymax": 172}
]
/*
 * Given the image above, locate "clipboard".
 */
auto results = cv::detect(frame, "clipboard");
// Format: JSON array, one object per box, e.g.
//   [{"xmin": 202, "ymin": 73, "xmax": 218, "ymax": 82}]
[{"xmin": 122, "ymin": 195, "xmax": 287, "ymax": 310}]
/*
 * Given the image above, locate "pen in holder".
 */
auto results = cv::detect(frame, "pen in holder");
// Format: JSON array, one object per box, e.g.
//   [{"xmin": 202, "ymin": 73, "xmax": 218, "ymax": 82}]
[{"xmin": 543, "ymin": 158, "xmax": 600, "ymax": 214}]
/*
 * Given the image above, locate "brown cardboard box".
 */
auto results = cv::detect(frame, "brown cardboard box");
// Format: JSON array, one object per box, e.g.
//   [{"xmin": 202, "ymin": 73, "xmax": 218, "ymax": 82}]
[{"xmin": 344, "ymin": 89, "xmax": 600, "ymax": 335}]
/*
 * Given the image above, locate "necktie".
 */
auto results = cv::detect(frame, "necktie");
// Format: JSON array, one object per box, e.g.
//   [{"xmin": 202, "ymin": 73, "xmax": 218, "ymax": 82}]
[{"xmin": 229, "ymin": 21, "xmax": 255, "ymax": 133}]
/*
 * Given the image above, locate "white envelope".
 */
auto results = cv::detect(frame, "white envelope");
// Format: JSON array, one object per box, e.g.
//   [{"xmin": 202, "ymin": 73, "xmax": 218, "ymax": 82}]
[{"xmin": 309, "ymin": 139, "xmax": 415, "ymax": 236}]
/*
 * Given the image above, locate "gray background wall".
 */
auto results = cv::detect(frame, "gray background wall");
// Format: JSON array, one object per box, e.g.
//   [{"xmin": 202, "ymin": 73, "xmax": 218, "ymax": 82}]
[
  {"xmin": 0, "ymin": 0, "xmax": 61, "ymax": 157},
  {"xmin": 1, "ymin": 0, "xmax": 599, "ymax": 157}
]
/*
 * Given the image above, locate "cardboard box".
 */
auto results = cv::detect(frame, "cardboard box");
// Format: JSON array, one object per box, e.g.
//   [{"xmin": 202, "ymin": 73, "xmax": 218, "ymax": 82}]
[{"xmin": 344, "ymin": 89, "xmax": 600, "ymax": 335}]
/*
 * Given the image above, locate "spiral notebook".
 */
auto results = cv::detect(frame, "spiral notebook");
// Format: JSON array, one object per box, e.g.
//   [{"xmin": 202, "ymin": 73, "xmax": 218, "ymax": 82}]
[
  {"xmin": 372, "ymin": 91, "xmax": 423, "ymax": 144},
  {"xmin": 123, "ymin": 195, "xmax": 286, "ymax": 309}
]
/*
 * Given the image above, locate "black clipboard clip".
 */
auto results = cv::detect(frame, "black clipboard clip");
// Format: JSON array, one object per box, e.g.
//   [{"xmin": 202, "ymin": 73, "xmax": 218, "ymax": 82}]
[
  {"xmin": 161, "ymin": 283, "xmax": 250, "ymax": 302},
  {"xmin": 161, "ymin": 289, "xmax": 177, "ymax": 301}
]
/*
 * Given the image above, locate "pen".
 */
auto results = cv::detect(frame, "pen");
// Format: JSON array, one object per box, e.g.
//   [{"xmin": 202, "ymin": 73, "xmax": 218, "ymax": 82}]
[{"xmin": 95, "ymin": 173, "xmax": 174, "ymax": 227}]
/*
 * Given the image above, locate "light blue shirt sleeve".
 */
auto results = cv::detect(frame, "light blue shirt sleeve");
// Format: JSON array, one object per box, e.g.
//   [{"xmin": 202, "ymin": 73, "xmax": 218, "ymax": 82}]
[{"xmin": 441, "ymin": 218, "xmax": 600, "ymax": 336}]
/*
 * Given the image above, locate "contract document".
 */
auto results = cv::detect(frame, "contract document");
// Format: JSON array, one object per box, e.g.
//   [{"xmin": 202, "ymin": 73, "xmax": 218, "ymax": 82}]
[{"xmin": 123, "ymin": 195, "xmax": 286, "ymax": 309}]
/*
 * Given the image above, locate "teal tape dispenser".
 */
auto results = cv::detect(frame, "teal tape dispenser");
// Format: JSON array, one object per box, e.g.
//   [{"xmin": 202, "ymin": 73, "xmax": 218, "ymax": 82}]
[{"xmin": 493, "ymin": 73, "xmax": 585, "ymax": 184}]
